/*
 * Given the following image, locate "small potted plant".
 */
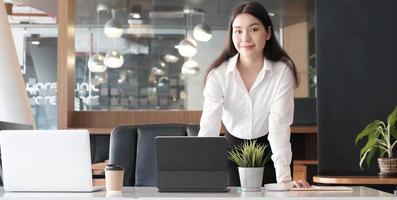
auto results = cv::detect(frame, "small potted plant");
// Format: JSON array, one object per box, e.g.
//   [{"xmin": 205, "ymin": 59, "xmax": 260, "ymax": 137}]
[
  {"xmin": 355, "ymin": 105, "xmax": 397, "ymax": 177},
  {"xmin": 228, "ymin": 140, "xmax": 271, "ymax": 191}
]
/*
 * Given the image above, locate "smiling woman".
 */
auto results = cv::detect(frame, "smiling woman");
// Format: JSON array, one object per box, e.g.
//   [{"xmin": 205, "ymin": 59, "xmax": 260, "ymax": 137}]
[
  {"xmin": 198, "ymin": 1, "xmax": 308, "ymax": 188},
  {"xmin": 232, "ymin": 14, "xmax": 270, "ymax": 61},
  {"xmin": 231, "ymin": 13, "xmax": 272, "ymax": 91}
]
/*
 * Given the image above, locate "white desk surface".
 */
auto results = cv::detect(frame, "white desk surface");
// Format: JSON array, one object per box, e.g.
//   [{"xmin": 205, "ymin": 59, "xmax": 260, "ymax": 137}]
[{"xmin": 0, "ymin": 186, "xmax": 395, "ymax": 200}]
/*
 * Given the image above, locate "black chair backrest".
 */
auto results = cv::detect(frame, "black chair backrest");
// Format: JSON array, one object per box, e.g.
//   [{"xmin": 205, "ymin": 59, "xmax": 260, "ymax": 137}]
[
  {"xmin": 109, "ymin": 124, "xmax": 197, "ymax": 186},
  {"xmin": 135, "ymin": 124, "xmax": 187, "ymax": 186},
  {"xmin": 109, "ymin": 125, "xmax": 138, "ymax": 186}
]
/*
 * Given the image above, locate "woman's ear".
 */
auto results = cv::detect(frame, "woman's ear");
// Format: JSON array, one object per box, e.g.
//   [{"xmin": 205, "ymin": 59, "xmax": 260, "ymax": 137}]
[{"xmin": 267, "ymin": 26, "xmax": 272, "ymax": 40}]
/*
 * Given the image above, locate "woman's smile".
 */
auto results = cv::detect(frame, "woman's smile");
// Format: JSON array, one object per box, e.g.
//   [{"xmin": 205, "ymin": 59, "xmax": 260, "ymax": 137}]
[
  {"xmin": 239, "ymin": 44, "xmax": 255, "ymax": 49},
  {"xmin": 232, "ymin": 13, "xmax": 270, "ymax": 58}
]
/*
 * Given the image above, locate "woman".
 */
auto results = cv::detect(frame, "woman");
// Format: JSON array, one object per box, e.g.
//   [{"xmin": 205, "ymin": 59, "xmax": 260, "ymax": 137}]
[{"xmin": 198, "ymin": 2, "xmax": 309, "ymax": 188}]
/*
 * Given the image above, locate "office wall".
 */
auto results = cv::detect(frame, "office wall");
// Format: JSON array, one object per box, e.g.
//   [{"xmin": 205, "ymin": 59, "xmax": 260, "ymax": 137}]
[
  {"xmin": 317, "ymin": 0, "xmax": 397, "ymax": 175},
  {"xmin": 186, "ymin": 30, "xmax": 227, "ymax": 110},
  {"xmin": 10, "ymin": 26, "xmax": 57, "ymax": 66}
]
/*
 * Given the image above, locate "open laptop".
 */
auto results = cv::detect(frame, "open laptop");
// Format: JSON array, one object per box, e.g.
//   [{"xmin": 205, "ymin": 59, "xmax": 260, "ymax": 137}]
[
  {"xmin": 0, "ymin": 129, "xmax": 102, "ymax": 192},
  {"xmin": 155, "ymin": 136, "xmax": 229, "ymax": 192}
]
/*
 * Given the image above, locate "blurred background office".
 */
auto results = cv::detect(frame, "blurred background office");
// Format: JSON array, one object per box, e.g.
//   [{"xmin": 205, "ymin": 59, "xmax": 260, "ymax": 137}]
[
  {"xmin": 4, "ymin": 0, "xmax": 396, "ymax": 193},
  {"xmin": 2, "ymin": 0, "xmax": 316, "ymax": 129}
]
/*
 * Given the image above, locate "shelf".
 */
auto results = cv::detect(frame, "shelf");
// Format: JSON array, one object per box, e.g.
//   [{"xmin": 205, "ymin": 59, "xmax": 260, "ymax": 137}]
[
  {"xmin": 294, "ymin": 160, "xmax": 318, "ymax": 165},
  {"xmin": 313, "ymin": 176, "xmax": 397, "ymax": 185},
  {"xmin": 87, "ymin": 128, "xmax": 111, "ymax": 135},
  {"xmin": 291, "ymin": 126, "xmax": 317, "ymax": 134}
]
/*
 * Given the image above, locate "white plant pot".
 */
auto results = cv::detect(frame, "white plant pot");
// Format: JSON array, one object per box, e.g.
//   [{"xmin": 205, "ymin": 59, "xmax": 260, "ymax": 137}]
[{"xmin": 238, "ymin": 167, "xmax": 264, "ymax": 192}]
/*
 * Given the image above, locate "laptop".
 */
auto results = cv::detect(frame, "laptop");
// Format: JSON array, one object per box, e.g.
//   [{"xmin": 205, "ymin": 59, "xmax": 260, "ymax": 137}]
[
  {"xmin": 0, "ymin": 129, "xmax": 102, "ymax": 192},
  {"xmin": 155, "ymin": 136, "xmax": 229, "ymax": 192}
]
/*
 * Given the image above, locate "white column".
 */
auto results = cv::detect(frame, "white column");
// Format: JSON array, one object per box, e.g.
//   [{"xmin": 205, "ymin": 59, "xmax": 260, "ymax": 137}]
[{"xmin": 0, "ymin": 0, "xmax": 34, "ymax": 126}]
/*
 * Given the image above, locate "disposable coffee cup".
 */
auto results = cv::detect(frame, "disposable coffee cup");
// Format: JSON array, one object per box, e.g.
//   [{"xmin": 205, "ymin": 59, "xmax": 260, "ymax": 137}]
[{"xmin": 105, "ymin": 164, "xmax": 124, "ymax": 193}]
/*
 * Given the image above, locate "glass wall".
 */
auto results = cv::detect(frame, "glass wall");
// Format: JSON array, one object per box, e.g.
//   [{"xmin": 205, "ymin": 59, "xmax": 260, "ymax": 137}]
[
  {"xmin": 74, "ymin": 0, "xmax": 315, "ymax": 111},
  {"xmin": 11, "ymin": 25, "xmax": 58, "ymax": 129},
  {"xmin": 74, "ymin": 27, "xmax": 188, "ymax": 110},
  {"xmin": 7, "ymin": 0, "xmax": 315, "ymax": 128}
]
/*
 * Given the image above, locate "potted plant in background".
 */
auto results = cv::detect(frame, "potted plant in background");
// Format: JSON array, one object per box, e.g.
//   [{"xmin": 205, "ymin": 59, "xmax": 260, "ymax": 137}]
[
  {"xmin": 355, "ymin": 105, "xmax": 397, "ymax": 177},
  {"xmin": 228, "ymin": 140, "xmax": 271, "ymax": 191}
]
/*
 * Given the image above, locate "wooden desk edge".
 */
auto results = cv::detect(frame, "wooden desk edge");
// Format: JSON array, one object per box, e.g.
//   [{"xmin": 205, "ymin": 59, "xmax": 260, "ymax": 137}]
[{"xmin": 313, "ymin": 176, "xmax": 397, "ymax": 185}]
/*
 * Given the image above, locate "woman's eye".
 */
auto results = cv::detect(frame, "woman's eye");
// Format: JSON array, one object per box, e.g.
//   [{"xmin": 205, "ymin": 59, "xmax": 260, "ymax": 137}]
[
  {"xmin": 234, "ymin": 30, "xmax": 241, "ymax": 34},
  {"xmin": 250, "ymin": 27, "xmax": 258, "ymax": 32}
]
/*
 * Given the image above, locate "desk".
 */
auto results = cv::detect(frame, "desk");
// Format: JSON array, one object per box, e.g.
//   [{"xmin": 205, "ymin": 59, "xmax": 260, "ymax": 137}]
[
  {"xmin": 0, "ymin": 187, "xmax": 395, "ymax": 199},
  {"xmin": 313, "ymin": 176, "xmax": 397, "ymax": 195},
  {"xmin": 313, "ymin": 176, "xmax": 397, "ymax": 185}
]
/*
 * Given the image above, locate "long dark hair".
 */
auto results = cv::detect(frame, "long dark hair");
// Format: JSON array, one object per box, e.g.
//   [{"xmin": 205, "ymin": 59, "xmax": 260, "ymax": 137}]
[{"xmin": 204, "ymin": 1, "xmax": 299, "ymax": 87}]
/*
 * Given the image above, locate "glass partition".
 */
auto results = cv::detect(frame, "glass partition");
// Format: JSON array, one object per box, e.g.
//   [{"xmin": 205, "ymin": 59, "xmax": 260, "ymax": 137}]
[
  {"xmin": 74, "ymin": 0, "xmax": 315, "ymax": 111},
  {"xmin": 10, "ymin": 25, "xmax": 58, "ymax": 129}
]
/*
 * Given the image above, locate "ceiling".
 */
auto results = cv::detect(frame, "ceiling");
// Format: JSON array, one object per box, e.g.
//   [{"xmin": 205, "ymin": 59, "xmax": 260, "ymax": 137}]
[
  {"xmin": 12, "ymin": 0, "xmax": 57, "ymax": 16},
  {"xmin": 10, "ymin": 0, "xmax": 314, "ymax": 29}
]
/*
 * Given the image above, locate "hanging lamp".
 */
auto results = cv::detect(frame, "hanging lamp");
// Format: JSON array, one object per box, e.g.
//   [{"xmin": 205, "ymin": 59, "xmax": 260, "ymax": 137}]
[
  {"xmin": 181, "ymin": 59, "xmax": 200, "ymax": 75},
  {"xmin": 88, "ymin": 11, "xmax": 107, "ymax": 73},
  {"xmin": 104, "ymin": 9, "xmax": 123, "ymax": 38},
  {"xmin": 193, "ymin": 12, "xmax": 212, "ymax": 42},
  {"xmin": 104, "ymin": 50, "xmax": 124, "ymax": 68}
]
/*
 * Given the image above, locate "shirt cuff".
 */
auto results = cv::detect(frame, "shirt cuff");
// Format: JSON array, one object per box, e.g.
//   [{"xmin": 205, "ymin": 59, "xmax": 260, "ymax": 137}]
[{"xmin": 275, "ymin": 165, "xmax": 292, "ymax": 183}]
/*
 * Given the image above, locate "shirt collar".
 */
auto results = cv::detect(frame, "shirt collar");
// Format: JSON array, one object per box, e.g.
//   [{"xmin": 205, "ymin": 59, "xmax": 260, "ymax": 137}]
[
  {"xmin": 226, "ymin": 53, "xmax": 274, "ymax": 75},
  {"xmin": 226, "ymin": 54, "xmax": 239, "ymax": 73}
]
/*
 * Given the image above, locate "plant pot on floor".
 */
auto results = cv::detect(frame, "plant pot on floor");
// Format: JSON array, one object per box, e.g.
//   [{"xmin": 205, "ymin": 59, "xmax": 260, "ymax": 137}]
[
  {"xmin": 378, "ymin": 158, "xmax": 397, "ymax": 177},
  {"xmin": 238, "ymin": 167, "xmax": 264, "ymax": 192}
]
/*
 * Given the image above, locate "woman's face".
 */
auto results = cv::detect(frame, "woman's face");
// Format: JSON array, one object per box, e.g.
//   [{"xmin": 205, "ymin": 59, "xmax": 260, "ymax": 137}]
[{"xmin": 232, "ymin": 13, "xmax": 270, "ymax": 59}]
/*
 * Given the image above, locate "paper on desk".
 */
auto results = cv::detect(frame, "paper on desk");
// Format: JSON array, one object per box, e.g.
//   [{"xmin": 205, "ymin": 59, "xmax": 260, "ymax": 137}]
[
  {"xmin": 290, "ymin": 185, "xmax": 353, "ymax": 191},
  {"xmin": 264, "ymin": 183, "xmax": 353, "ymax": 192}
]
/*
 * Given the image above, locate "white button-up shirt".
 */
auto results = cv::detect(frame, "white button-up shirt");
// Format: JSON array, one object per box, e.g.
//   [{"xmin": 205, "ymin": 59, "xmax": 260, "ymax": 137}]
[{"xmin": 198, "ymin": 54, "xmax": 294, "ymax": 183}]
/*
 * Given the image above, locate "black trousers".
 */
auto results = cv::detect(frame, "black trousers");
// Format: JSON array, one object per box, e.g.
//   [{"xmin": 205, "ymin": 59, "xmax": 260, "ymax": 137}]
[{"xmin": 225, "ymin": 131, "xmax": 277, "ymax": 186}]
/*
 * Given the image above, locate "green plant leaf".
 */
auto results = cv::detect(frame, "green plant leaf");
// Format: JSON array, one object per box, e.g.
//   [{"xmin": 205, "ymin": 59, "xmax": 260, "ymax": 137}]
[
  {"xmin": 359, "ymin": 148, "xmax": 371, "ymax": 169},
  {"xmin": 388, "ymin": 106, "xmax": 397, "ymax": 139},
  {"xmin": 379, "ymin": 147, "xmax": 387, "ymax": 158},
  {"xmin": 359, "ymin": 138, "xmax": 377, "ymax": 158},
  {"xmin": 358, "ymin": 131, "xmax": 380, "ymax": 168},
  {"xmin": 387, "ymin": 106, "xmax": 397, "ymax": 131},
  {"xmin": 365, "ymin": 146, "xmax": 377, "ymax": 167},
  {"xmin": 227, "ymin": 140, "xmax": 271, "ymax": 167},
  {"xmin": 355, "ymin": 120, "xmax": 383, "ymax": 145}
]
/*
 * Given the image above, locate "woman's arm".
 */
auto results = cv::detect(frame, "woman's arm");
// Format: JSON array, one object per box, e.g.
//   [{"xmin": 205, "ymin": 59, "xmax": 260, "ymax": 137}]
[
  {"xmin": 268, "ymin": 67, "xmax": 295, "ymax": 183},
  {"xmin": 198, "ymin": 72, "xmax": 224, "ymax": 137}
]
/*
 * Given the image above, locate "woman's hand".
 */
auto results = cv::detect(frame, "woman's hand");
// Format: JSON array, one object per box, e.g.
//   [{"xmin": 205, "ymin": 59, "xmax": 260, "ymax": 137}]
[{"xmin": 291, "ymin": 180, "xmax": 311, "ymax": 188}]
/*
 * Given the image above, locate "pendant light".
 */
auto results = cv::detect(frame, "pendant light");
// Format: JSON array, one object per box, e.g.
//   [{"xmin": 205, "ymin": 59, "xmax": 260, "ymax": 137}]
[
  {"xmin": 178, "ymin": 38, "xmax": 197, "ymax": 57},
  {"xmin": 88, "ymin": 10, "xmax": 106, "ymax": 73},
  {"xmin": 193, "ymin": 13, "xmax": 212, "ymax": 42},
  {"xmin": 104, "ymin": 8, "xmax": 124, "ymax": 70},
  {"xmin": 164, "ymin": 54, "xmax": 179, "ymax": 63},
  {"xmin": 181, "ymin": 59, "xmax": 200, "ymax": 75},
  {"xmin": 178, "ymin": 8, "xmax": 198, "ymax": 57},
  {"xmin": 88, "ymin": 53, "xmax": 106, "ymax": 72},
  {"xmin": 104, "ymin": 9, "xmax": 123, "ymax": 38},
  {"xmin": 151, "ymin": 67, "xmax": 166, "ymax": 76},
  {"xmin": 104, "ymin": 50, "xmax": 124, "ymax": 68}
]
